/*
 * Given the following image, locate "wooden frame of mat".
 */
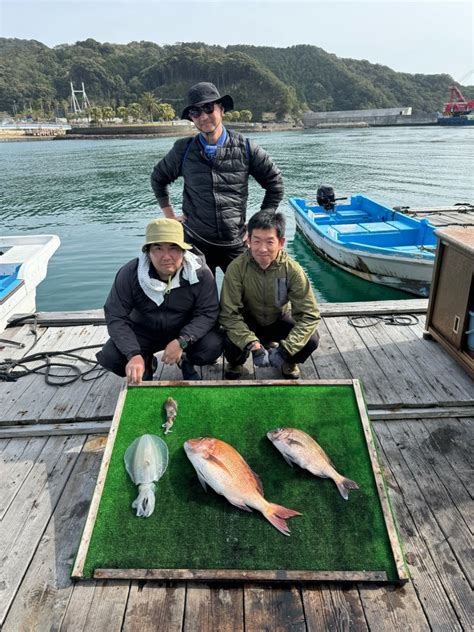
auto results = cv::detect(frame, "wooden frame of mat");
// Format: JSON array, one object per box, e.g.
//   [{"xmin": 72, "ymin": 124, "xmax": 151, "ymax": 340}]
[{"xmin": 72, "ymin": 379, "xmax": 408, "ymax": 582}]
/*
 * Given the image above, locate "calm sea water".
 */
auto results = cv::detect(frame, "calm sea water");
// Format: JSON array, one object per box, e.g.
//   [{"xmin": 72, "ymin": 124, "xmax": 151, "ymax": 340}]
[{"xmin": 1, "ymin": 127, "xmax": 473, "ymax": 311}]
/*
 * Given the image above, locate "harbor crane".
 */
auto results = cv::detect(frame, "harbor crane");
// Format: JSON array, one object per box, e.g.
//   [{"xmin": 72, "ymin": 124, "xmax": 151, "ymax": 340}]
[{"xmin": 443, "ymin": 85, "xmax": 474, "ymax": 116}]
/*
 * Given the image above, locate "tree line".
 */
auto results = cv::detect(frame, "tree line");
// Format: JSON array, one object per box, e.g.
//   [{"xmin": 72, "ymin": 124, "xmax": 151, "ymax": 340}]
[{"xmin": 1, "ymin": 38, "xmax": 471, "ymax": 120}]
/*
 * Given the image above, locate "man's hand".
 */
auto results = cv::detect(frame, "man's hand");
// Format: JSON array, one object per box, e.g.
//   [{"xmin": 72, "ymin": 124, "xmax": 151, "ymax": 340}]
[
  {"xmin": 252, "ymin": 346, "xmax": 270, "ymax": 368},
  {"xmin": 161, "ymin": 205, "xmax": 186, "ymax": 223},
  {"xmin": 162, "ymin": 339, "xmax": 183, "ymax": 365},
  {"xmin": 268, "ymin": 346, "xmax": 285, "ymax": 368},
  {"xmin": 125, "ymin": 354, "xmax": 145, "ymax": 384}
]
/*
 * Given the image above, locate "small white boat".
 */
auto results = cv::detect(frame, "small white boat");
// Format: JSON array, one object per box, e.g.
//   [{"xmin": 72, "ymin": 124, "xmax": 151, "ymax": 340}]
[
  {"xmin": 0, "ymin": 235, "xmax": 60, "ymax": 332},
  {"xmin": 290, "ymin": 195, "xmax": 437, "ymax": 297}
]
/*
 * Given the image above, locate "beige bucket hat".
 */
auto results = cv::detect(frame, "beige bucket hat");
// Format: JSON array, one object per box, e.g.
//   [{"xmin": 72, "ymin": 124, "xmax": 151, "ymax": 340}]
[{"xmin": 142, "ymin": 218, "xmax": 192, "ymax": 252}]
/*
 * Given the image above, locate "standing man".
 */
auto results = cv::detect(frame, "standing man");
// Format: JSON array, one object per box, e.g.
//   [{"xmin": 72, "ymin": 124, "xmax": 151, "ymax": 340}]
[
  {"xmin": 96, "ymin": 218, "xmax": 223, "ymax": 383},
  {"xmin": 219, "ymin": 211, "xmax": 320, "ymax": 380},
  {"xmin": 151, "ymin": 82, "xmax": 284, "ymax": 274}
]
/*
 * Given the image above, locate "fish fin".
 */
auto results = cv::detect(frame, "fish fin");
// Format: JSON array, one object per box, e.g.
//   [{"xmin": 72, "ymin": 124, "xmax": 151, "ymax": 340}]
[
  {"xmin": 205, "ymin": 453, "xmax": 232, "ymax": 475},
  {"xmin": 227, "ymin": 498, "xmax": 253, "ymax": 512},
  {"xmin": 281, "ymin": 453, "xmax": 295, "ymax": 468},
  {"xmin": 336, "ymin": 477, "xmax": 359, "ymax": 500},
  {"xmin": 196, "ymin": 470, "xmax": 208, "ymax": 492},
  {"xmin": 263, "ymin": 503, "xmax": 302, "ymax": 536},
  {"xmin": 250, "ymin": 468, "xmax": 264, "ymax": 495}
]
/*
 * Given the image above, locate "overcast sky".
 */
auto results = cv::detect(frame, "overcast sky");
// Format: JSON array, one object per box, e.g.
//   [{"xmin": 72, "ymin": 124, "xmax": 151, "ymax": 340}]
[{"xmin": 2, "ymin": 0, "xmax": 473, "ymax": 82}]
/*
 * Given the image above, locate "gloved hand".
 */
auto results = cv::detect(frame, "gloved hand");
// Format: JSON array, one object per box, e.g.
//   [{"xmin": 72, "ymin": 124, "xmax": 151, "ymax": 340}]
[
  {"xmin": 268, "ymin": 346, "xmax": 285, "ymax": 368},
  {"xmin": 252, "ymin": 346, "xmax": 270, "ymax": 368}
]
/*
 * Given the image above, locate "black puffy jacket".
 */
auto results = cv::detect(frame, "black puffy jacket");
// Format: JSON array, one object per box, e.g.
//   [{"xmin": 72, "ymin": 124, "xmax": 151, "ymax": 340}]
[{"xmin": 151, "ymin": 130, "xmax": 284, "ymax": 246}]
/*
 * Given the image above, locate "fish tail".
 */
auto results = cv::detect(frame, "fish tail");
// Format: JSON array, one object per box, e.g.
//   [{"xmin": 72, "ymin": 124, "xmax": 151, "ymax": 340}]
[
  {"xmin": 336, "ymin": 477, "xmax": 359, "ymax": 500},
  {"xmin": 263, "ymin": 502, "xmax": 302, "ymax": 536}
]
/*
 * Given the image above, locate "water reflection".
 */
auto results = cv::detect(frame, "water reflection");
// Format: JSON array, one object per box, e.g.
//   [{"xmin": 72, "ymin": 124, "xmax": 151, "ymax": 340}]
[{"xmin": 0, "ymin": 127, "xmax": 472, "ymax": 310}]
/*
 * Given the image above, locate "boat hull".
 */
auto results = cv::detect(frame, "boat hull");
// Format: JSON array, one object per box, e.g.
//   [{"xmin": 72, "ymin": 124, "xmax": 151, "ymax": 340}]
[
  {"xmin": 293, "ymin": 200, "xmax": 435, "ymax": 297},
  {"xmin": 0, "ymin": 235, "xmax": 60, "ymax": 332}
]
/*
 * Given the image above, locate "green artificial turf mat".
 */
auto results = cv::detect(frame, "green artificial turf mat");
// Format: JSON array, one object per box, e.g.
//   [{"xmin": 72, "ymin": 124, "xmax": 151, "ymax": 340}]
[{"xmin": 80, "ymin": 384, "xmax": 400, "ymax": 580}]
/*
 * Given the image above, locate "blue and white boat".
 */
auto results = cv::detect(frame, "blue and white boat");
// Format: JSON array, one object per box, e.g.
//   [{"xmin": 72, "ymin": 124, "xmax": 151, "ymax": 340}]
[
  {"xmin": 289, "ymin": 195, "xmax": 437, "ymax": 297},
  {"xmin": 0, "ymin": 235, "xmax": 60, "ymax": 332}
]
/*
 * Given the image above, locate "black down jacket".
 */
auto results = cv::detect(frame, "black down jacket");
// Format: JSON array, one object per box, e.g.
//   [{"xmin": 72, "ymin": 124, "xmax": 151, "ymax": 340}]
[{"xmin": 150, "ymin": 130, "xmax": 284, "ymax": 246}]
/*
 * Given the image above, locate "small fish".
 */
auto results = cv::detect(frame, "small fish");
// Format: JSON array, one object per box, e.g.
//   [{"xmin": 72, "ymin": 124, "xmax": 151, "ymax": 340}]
[
  {"xmin": 162, "ymin": 397, "xmax": 177, "ymax": 434},
  {"xmin": 184, "ymin": 437, "xmax": 302, "ymax": 535},
  {"xmin": 267, "ymin": 427, "xmax": 359, "ymax": 500},
  {"xmin": 124, "ymin": 434, "xmax": 169, "ymax": 517}
]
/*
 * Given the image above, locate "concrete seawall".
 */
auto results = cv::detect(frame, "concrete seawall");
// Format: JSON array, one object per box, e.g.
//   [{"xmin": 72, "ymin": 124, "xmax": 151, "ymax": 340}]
[{"xmin": 303, "ymin": 110, "xmax": 437, "ymax": 128}]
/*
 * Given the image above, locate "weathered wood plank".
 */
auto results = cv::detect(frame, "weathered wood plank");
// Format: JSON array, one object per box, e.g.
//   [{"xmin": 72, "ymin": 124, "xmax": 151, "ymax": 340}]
[
  {"xmin": 373, "ymin": 423, "xmax": 465, "ymax": 631},
  {"xmin": 75, "ymin": 369, "xmax": 122, "ymax": 421},
  {"xmin": 0, "ymin": 435, "xmax": 85, "ymax": 626},
  {"xmin": 244, "ymin": 584, "xmax": 305, "ymax": 632},
  {"xmin": 1, "ymin": 436, "xmax": 104, "ymax": 632},
  {"xmin": 374, "ymin": 318, "xmax": 474, "ymax": 404},
  {"xmin": 320, "ymin": 299, "xmax": 428, "ymax": 316},
  {"xmin": 353, "ymin": 319, "xmax": 431, "ymax": 406},
  {"xmin": 0, "ymin": 326, "xmax": 99, "ymax": 424},
  {"xmin": 0, "ymin": 436, "xmax": 47, "ymax": 519},
  {"xmin": 37, "ymin": 325, "xmax": 109, "ymax": 422},
  {"xmin": 368, "ymin": 406, "xmax": 474, "ymax": 420},
  {"xmin": 9, "ymin": 300, "xmax": 428, "ymax": 326},
  {"xmin": 183, "ymin": 584, "xmax": 244, "ymax": 632},
  {"xmin": 411, "ymin": 321, "xmax": 474, "ymax": 401},
  {"xmin": 408, "ymin": 419, "xmax": 473, "ymax": 529},
  {"xmin": 60, "ymin": 581, "xmax": 130, "ymax": 631},
  {"xmin": 122, "ymin": 581, "xmax": 186, "ymax": 632},
  {"xmin": 312, "ymin": 319, "xmax": 352, "ymax": 379},
  {"xmin": 420, "ymin": 417, "xmax": 473, "ymax": 494},
  {"xmin": 0, "ymin": 421, "xmax": 112, "ymax": 438},
  {"xmin": 324, "ymin": 316, "xmax": 392, "ymax": 406},
  {"xmin": 376, "ymin": 422, "xmax": 473, "ymax": 629},
  {"xmin": 302, "ymin": 584, "xmax": 369, "ymax": 631},
  {"xmin": 389, "ymin": 420, "xmax": 473, "ymax": 583},
  {"xmin": 358, "ymin": 584, "xmax": 430, "ymax": 632}
]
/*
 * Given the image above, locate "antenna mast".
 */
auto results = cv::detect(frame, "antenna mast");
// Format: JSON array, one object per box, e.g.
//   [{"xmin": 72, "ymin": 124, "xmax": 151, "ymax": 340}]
[{"xmin": 70, "ymin": 82, "xmax": 91, "ymax": 113}]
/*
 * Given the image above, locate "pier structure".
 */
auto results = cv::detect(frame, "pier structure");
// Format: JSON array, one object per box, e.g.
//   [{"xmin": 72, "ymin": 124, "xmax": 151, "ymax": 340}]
[
  {"xmin": 0, "ymin": 298, "xmax": 472, "ymax": 631},
  {"xmin": 303, "ymin": 107, "xmax": 437, "ymax": 128}
]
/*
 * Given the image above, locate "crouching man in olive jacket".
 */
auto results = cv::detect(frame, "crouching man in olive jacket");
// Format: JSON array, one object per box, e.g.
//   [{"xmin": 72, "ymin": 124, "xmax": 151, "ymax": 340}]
[
  {"xmin": 96, "ymin": 218, "xmax": 223, "ymax": 384},
  {"xmin": 219, "ymin": 210, "xmax": 320, "ymax": 380}
]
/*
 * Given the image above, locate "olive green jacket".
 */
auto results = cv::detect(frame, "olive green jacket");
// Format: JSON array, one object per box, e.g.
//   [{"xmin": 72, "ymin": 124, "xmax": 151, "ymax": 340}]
[{"xmin": 219, "ymin": 249, "xmax": 320, "ymax": 355}]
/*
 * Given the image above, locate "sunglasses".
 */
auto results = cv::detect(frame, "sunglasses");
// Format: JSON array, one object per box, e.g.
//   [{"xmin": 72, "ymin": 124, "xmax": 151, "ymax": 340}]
[{"xmin": 188, "ymin": 102, "xmax": 217, "ymax": 118}]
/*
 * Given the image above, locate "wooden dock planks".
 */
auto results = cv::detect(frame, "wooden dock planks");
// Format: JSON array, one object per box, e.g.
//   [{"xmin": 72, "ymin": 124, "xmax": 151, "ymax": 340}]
[{"xmin": 0, "ymin": 300, "xmax": 473, "ymax": 630}]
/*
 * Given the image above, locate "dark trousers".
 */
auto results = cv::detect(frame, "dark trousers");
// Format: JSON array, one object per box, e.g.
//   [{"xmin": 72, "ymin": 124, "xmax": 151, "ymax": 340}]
[
  {"xmin": 185, "ymin": 232, "xmax": 246, "ymax": 275},
  {"xmin": 223, "ymin": 313, "xmax": 319, "ymax": 365},
  {"xmin": 96, "ymin": 327, "xmax": 224, "ymax": 378}
]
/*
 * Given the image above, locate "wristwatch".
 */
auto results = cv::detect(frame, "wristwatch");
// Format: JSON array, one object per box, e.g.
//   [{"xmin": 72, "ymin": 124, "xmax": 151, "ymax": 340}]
[{"xmin": 178, "ymin": 336, "xmax": 189, "ymax": 350}]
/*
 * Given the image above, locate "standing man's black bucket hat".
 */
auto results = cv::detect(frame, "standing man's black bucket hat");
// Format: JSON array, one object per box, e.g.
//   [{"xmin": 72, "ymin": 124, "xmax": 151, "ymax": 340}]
[{"xmin": 181, "ymin": 82, "xmax": 234, "ymax": 120}]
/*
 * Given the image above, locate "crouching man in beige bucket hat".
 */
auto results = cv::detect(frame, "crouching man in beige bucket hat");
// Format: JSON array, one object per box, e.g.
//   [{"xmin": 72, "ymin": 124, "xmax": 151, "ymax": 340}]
[{"xmin": 96, "ymin": 218, "xmax": 223, "ymax": 383}]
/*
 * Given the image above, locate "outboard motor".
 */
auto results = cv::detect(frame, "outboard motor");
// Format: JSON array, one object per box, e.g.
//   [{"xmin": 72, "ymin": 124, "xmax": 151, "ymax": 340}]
[{"xmin": 317, "ymin": 185, "xmax": 336, "ymax": 211}]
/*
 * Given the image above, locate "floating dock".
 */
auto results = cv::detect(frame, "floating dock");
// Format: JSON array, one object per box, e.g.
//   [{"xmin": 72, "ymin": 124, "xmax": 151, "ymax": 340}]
[{"xmin": 0, "ymin": 299, "xmax": 472, "ymax": 630}]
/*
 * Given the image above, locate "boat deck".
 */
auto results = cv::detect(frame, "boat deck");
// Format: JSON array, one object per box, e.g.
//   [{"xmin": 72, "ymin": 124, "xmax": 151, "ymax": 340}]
[{"xmin": 0, "ymin": 301, "xmax": 472, "ymax": 631}]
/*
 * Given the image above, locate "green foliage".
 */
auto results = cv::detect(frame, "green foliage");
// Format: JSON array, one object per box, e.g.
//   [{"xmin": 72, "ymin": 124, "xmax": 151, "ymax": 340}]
[
  {"xmin": 0, "ymin": 37, "xmax": 469, "ymax": 118},
  {"xmin": 240, "ymin": 109, "xmax": 252, "ymax": 122},
  {"xmin": 89, "ymin": 105, "xmax": 102, "ymax": 123}
]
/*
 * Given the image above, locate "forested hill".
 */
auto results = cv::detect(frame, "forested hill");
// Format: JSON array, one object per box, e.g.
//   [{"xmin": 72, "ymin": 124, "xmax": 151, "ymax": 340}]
[{"xmin": 1, "ymin": 38, "xmax": 471, "ymax": 118}]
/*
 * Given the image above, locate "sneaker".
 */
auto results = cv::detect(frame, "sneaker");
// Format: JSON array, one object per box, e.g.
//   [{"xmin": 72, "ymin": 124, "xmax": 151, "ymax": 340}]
[
  {"xmin": 143, "ymin": 355, "xmax": 158, "ymax": 380},
  {"xmin": 181, "ymin": 358, "xmax": 201, "ymax": 381},
  {"xmin": 281, "ymin": 362, "xmax": 300, "ymax": 379},
  {"xmin": 225, "ymin": 364, "xmax": 244, "ymax": 380}
]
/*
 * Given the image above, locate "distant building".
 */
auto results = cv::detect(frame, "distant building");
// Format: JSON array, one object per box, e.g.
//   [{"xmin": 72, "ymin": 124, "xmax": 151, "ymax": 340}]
[{"xmin": 301, "ymin": 107, "xmax": 436, "ymax": 128}]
